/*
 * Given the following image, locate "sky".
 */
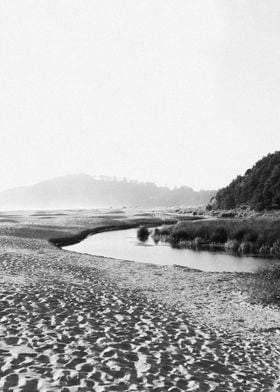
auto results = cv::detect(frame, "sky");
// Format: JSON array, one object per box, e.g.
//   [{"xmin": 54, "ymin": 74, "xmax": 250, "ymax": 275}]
[{"xmin": 1, "ymin": 0, "xmax": 280, "ymax": 192}]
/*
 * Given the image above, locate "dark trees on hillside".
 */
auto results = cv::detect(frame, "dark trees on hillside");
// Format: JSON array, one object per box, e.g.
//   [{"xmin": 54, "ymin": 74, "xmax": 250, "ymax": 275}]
[{"xmin": 216, "ymin": 151, "xmax": 280, "ymax": 211}]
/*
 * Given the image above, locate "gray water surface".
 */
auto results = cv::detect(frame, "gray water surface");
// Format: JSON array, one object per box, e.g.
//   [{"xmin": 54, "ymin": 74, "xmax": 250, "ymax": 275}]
[{"xmin": 65, "ymin": 228, "xmax": 280, "ymax": 273}]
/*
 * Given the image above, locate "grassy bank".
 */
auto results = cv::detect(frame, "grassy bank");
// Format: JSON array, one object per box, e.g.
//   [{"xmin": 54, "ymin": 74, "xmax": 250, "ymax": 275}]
[
  {"xmin": 155, "ymin": 217, "xmax": 280, "ymax": 258},
  {"xmin": 151, "ymin": 217, "xmax": 280, "ymax": 307}
]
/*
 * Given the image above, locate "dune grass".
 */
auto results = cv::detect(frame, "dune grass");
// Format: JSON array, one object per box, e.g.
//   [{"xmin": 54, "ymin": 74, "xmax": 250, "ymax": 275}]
[{"xmin": 238, "ymin": 264, "xmax": 280, "ymax": 306}]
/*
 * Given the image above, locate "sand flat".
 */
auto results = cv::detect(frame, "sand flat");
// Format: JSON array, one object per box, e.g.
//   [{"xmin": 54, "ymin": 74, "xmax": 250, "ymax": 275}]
[{"xmin": 0, "ymin": 210, "xmax": 280, "ymax": 391}]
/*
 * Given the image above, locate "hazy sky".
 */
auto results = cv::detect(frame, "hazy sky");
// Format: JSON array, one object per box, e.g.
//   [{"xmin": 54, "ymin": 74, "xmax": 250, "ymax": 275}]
[{"xmin": 1, "ymin": 0, "xmax": 280, "ymax": 192}]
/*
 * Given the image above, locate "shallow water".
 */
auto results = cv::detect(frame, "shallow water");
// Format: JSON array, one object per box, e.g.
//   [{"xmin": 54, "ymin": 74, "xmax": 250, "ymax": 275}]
[{"xmin": 65, "ymin": 228, "xmax": 280, "ymax": 273}]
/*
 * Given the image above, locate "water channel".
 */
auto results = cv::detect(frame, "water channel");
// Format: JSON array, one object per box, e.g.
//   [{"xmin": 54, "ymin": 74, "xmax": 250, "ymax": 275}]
[{"xmin": 65, "ymin": 228, "xmax": 280, "ymax": 273}]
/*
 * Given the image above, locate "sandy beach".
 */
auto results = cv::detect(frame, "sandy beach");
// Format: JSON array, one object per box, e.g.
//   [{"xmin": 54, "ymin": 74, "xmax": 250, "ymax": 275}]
[{"xmin": 0, "ymin": 209, "xmax": 280, "ymax": 391}]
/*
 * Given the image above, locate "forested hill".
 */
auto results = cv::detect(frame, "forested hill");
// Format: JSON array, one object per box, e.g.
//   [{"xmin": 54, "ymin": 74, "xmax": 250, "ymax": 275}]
[
  {"xmin": 0, "ymin": 174, "xmax": 215, "ymax": 210},
  {"xmin": 215, "ymin": 151, "xmax": 280, "ymax": 211}
]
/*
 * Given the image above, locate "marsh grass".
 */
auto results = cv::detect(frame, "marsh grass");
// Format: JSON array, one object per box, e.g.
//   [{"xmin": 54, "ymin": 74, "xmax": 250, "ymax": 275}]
[{"xmin": 163, "ymin": 218, "xmax": 280, "ymax": 256}]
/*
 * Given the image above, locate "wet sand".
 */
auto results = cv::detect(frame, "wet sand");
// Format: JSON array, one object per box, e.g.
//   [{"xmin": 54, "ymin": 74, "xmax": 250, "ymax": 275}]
[{"xmin": 0, "ymin": 209, "xmax": 280, "ymax": 391}]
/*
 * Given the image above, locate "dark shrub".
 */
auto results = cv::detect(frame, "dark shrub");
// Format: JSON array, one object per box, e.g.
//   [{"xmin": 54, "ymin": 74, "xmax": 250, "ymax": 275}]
[
  {"xmin": 211, "ymin": 227, "xmax": 228, "ymax": 243},
  {"xmin": 262, "ymin": 233, "xmax": 279, "ymax": 246},
  {"xmin": 195, "ymin": 227, "xmax": 210, "ymax": 241},
  {"xmin": 170, "ymin": 235, "xmax": 180, "ymax": 248},
  {"xmin": 137, "ymin": 226, "xmax": 150, "ymax": 242},
  {"xmin": 232, "ymin": 229, "xmax": 246, "ymax": 242},
  {"xmin": 243, "ymin": 230, "xmax": 258, "ymax": 242},
  {"xmin": 151, "ymin": 228, "xmax": 160, "ymax": 244},
  {"xmin": 256, "ymin": 234, "xmax": 267, "ymax": 247}
]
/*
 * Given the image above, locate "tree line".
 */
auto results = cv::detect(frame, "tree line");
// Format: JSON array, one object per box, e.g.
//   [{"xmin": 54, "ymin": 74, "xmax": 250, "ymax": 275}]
[{"xmin": 215, "ymin": 151, "xmax": 280, "ymax": 211}]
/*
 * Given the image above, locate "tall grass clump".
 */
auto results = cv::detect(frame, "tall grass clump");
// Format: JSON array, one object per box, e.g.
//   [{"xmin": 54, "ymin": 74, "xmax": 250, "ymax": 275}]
[
  {"xmin": 169, "ymin": 221, "xmax": 197, "ymax": 248},
  {"xmin": 238, "ymin": 241, "xmax": 254, "ymax": 254},
  {"xmin": 210, "ymin": 227, "xmax": 228, "ymax": 243},
  {"xmin": 243, "ymin": 230, "xmax": 258, "ymax": 242},
  {"xmin": 271, "ymin": 240, "xmax": 280, "ymax": 256},
  {"xmin": 224, "ymin": 239, "xmax": 240, "ymax": 252},
  {"xmin": 232, "ymin": 229, "xmax": 247, "ymax": 242}
]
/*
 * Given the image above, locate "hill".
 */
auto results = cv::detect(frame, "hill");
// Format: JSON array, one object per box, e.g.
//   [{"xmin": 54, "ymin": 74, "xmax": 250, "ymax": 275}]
[
  {"xmin": 215, "ymin": 151, "xmax": 280, "ymax": 211},
  {"xmin": 0, "ymin": 174, "xmax": 215, "ymax": 210}
]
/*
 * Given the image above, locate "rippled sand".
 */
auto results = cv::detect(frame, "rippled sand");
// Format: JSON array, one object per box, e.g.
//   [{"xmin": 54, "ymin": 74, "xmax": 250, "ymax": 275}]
[{"xmin": 0, "ymin": 210, "xmax": 280, "ymax": 391}]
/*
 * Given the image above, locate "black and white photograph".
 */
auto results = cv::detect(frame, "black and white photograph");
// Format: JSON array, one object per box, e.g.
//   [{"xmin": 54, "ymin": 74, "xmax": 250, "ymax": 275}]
[{"xmin": 1, "ymin": 1, "xmax": 280, "ymax": 391}]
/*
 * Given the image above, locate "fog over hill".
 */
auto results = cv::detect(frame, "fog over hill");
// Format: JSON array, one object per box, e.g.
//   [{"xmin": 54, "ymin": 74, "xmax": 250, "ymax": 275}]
[{"xmin": 0, "ymin": 174, "xmax": 216, "ymax": 210}]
